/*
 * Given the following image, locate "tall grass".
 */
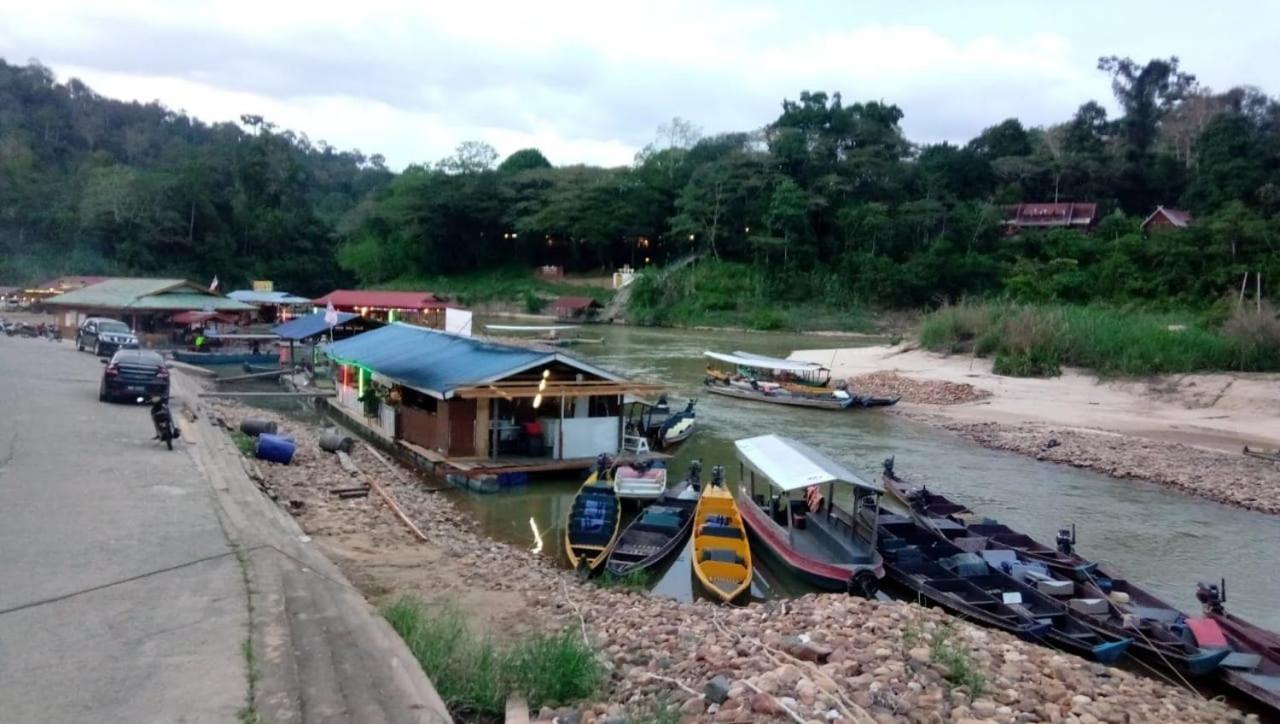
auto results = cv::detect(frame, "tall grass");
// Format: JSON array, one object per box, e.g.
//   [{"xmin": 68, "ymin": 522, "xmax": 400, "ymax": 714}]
[
  {"xmin": 920, "ymin": 300, "xmax": 1280, "ymax": 377},
  {"xmin": 383, "ymin": 597, "xmax": 603, "ymax": 719}
]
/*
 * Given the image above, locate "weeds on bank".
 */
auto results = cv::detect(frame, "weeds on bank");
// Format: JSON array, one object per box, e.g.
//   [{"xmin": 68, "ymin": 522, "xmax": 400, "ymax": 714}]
[
  {"xmin": 230, "ymin": 430, "xmax": 256, "ymax": 456},
  {"xmin": 626, "ymin": 696, "xmax": 681, "ymax": 724},
  {"xmin": 595, "ymin": 569, "xmax": 651, "ymax": 592},
  {"xmin": 930, "ymin": 625, "xmax": 987, "ymax": 697},
  {"xmin": 383, "ymin": 597, "xmax": 603, "ymax": 719},
  {"xmin": 920, "ymin": 300, "xmax": 1280, "ymax": 377}
]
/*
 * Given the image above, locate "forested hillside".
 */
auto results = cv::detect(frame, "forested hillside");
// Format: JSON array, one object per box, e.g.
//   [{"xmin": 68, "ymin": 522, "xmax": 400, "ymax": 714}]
[{"xmin": 2, "ymin": 55, "xmax": 1278, "ymax": 309}]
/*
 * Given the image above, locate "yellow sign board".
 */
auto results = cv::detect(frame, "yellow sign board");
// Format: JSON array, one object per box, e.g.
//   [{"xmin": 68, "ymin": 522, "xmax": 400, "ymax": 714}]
[{"xmin": 252, "ymin": 280, "xmax": 274, "ymax": 292}]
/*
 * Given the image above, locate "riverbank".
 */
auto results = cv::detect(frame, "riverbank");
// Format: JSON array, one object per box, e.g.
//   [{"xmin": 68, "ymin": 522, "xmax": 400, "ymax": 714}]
[
  {"xmin": 791, "ymin": 345, "xmax": 1280, "ymax": 515},
  {"xmin": 201, "ymin": 396, "xmax": 1248, "ymax": 723}
]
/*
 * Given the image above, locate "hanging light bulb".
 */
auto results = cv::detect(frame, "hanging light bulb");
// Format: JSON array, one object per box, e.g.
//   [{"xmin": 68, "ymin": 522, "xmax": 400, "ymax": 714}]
[{"xmin": 533, "ymin": 393, "xmax": 543, "ymax": 408}]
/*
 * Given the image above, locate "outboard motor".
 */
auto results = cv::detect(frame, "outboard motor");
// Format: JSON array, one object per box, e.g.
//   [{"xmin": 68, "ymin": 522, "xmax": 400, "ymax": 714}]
[
  {"xmin": 1056, "ymin": 524, "xmax": 1077, "ymax": 555},
  {"xmin": 1195, "ymin": 579, "xmax": 1225, "ymax": 615},
  {"xmin": 594, "ymin": 453, "xmax": 612, "ymax": 477},
  {"xmin": 687, "ymin": 460, "xmax": 702, "ymax": 489},
  {"xmin": 882, "ymin": 456, "xmax": 895, "ymax": 477},
  {"xmin": 710, "ymin": 464, "xmax": 725, "ymax": 488}
]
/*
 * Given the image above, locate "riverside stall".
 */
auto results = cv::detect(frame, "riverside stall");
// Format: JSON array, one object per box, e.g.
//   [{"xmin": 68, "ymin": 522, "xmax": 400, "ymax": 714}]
[{"xmin": 323, "ymin": 323, "xmax": 664, "ymax": 491}]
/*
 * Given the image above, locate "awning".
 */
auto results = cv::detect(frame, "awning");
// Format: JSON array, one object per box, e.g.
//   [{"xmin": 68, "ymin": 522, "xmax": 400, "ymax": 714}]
[
  {"xmin": 172, "ymin": 311, "xmax": 239, "ymax": 325},
  {"xmin": 734, "ymin": 434, "xmax": 882, "ymax": 493},
  {"xmin": 705, "ymin": 351, "xmax": 826, "ymax": 373},
  {"xmin": 273, "ymin": 311, "xmax": 360, "ymax": 340}
]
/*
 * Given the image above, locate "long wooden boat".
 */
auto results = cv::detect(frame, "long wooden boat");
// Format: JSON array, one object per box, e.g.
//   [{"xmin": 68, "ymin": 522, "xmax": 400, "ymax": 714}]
[
  {"xmin": 704, "ymin": 351, "xmax": 899, "ymax": 409},
  {"xmin": 883, "ymin": 464, "xmax": 1230, "ymax": 677},
  {"xmin": 734, "ymin": 435, "xmax": 885, "ymax": 596},
  {"xmin": 877, "ymin": 511, "xmax": 1132, "ymax": 663},
  {"xmin": 691, "ymin": 472, "xmax": 753, "ymax": 603},
  {"xmin": 172, "ymin": 350, "xmax": 280, "ymax": 367},
  {"xmin": 564, "ymin": 458, "xmax": 621, "ymax": 575},
  {"xmin": 704, "ymin": 380, "xmax": 858, "ymax": 409},
  {"xmin": 1192, "ymin": 582, "xmax": 1280, "ymax": 713},
  {"xmin": 1243, "ymin": 445, "xmax": 1280, "ymax": 463},
  {"xmin": 605, "ymin": 476, "xmax": 700, "ymax": 577},
  {"xmin": 882, "ymin": 460, "xmax": 1095, "ymax": 577}
]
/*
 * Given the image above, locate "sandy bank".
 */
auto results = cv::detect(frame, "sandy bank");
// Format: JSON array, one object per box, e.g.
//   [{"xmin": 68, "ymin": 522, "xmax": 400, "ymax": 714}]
[
  {"xmin": 792, "ymin": 345, "xmax": 1280, "ymax": 513},
  {"xmin": 200, "ymin": 395, "xmax": 1248, "ymax": 723}
]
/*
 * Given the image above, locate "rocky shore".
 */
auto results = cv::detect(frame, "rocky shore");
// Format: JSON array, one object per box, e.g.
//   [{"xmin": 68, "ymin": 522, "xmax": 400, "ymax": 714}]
[
  {"xmin": 845, "ymin": 371, "xmax": 991, "ymax": 405},
  {"xmin": 200, "ymin": 397, "xmax": 1251, "ymax": 723},
  {"xmin": 931, "ymin": 419, "xmax": 1280, "ymax": 516}
]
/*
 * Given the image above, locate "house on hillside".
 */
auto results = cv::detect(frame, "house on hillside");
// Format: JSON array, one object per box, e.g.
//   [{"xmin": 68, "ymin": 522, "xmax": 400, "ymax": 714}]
[
  {"xmin": 312, "ymin": 289, "xmax": 455, "ymax": 330},
  {"xmin": 324, "ymin": 323, "xmax": 660, "ymax": 483},
  {"xmin": 1003, "ymin": 203, "xmax": 1098, "ymax": 233},
  {"xmin": 551, "ymin": 296, "xmax": 604, "ymax": 322},
  {"xmin": 1141, "ymin": 206, "xmax": 1193, "ymax": 233},
  {"xmin": 43, "ymin": 278, "xmax": 253, "ymax": 337}
]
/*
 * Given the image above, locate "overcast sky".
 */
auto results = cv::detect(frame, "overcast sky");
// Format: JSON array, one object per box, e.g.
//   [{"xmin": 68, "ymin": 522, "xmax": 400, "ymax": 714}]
[{"xmin": 2, "ymin": 1, "xmax": 1278, "ymax": 169}]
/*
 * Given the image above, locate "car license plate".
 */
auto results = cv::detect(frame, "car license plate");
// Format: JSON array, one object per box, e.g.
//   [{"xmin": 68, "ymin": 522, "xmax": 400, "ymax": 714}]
[{"xmin": 128, "ymin": 385, "xmax": 145, "ymax": 392}]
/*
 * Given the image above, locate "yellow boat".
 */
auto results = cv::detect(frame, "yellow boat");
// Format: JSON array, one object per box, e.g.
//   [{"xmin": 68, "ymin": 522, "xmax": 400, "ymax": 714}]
[
  {"xmin": 691, "ymin": 472, "xmax": 753, "ymax": 603},
  {"xmin": 564, "ymin": 461, "xmax": 621, "ymax": 574}
]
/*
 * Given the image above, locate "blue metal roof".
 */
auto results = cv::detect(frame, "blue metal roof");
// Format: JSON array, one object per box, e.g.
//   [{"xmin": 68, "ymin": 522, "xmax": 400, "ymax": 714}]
[
  {"xmin": 273, "ymin": 311, "xmax": 359, "ymax": 340},
  {"xmin": 324, "ymin": 323, "xmax": 622, "ymax": 398}
]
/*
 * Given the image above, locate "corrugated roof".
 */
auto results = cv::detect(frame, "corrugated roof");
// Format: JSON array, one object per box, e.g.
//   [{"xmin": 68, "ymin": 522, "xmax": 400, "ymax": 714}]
[
  {"xmin": 324, "ymin": 322, "xmax": 624, "ymax": 398},
  {"xmin": 1141, "ymin": 206, "xmax": 1193, "ymax": 229},
  {"xmin": 734, "ymin": 435, "xmax": 882, "ymax": 493},
  {"xmin": 273, "ymin": 311, "xmax": 361, "ymax": 340},
  {"xmin": 43, "ymin": 278, "xmax": 253, "ymax": 311},
  {"xmin": 229, "ymin": 290, "xmax": 312, "ymax": 305},
  {"xmin": 313, "ymin": 289, "xmax": 449, "ymax": 310},
  {"xmin": 29, "ymin": 275, "xmax": 111, "ymax": 291}
]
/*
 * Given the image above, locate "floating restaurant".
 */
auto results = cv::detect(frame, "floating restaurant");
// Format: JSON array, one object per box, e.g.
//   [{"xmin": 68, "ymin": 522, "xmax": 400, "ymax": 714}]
[{"xmin": 323, "ymin": 323, "xmax": 662, "ymax": 490}]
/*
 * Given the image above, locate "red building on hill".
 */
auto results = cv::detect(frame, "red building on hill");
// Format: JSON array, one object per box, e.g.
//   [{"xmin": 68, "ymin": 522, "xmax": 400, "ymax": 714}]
[
  {"xmin": 1003, "ymin": 202, "xmax": 1098, "ymax": 233},
  {"xmin": 1141, "ymin": 206, "xmax": 1193, "ymax": 232}
]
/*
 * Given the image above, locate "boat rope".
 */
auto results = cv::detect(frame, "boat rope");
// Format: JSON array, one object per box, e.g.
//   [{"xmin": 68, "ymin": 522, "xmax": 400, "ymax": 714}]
[{"xmin": 1077, "ymin": 566, "xmax": 1204, "ymax": 697}]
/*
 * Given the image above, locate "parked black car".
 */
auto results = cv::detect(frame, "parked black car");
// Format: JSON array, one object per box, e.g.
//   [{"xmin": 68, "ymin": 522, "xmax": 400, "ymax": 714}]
[
  {"xmin": 100, "ymin": 350, "xmax": 170, "ymax": 403},
  {"xmin": 77, "ymin": 317, "xmax": 138, "ymax": 356}
]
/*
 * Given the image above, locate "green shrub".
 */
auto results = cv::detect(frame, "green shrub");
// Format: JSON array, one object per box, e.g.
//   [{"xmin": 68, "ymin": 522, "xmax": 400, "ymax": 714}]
[
  {"xmin": 229, "ymin": 430, "xmax": 256, "ymax": 456},
  {"xmin": 523, "ymin": 291, "xmax": 547, "ymax": 314},
  {"xmin": 930, "ymin": 625, "xmax": 987, "ymax": 696},
  {"xmin": 383, "ymin": 597, "xmax": 603, "ymax": 718},
  {"xmin": 750, "ymin": 308, "xmax": 785, "ymax": 330},
  {"xmin": 595, "ymin": 570, "xmax": 650, "ymax": 592}
]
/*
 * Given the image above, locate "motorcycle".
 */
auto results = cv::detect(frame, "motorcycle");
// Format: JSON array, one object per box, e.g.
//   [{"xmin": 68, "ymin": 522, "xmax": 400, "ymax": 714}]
[{"xmin": 140, "ymin": 395, "xmax": 180, "ymax": 450}]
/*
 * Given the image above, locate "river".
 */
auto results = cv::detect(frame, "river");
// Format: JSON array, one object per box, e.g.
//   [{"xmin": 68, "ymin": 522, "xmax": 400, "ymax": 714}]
[{"xmin": 438, "ymin": 321, "xmax": 1280, "ymax": 628}]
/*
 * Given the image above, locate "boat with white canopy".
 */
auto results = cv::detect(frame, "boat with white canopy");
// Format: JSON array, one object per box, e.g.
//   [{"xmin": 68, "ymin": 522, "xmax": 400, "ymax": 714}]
[
  {"xmin": 733, "ymin": 434, "xmax": 885, "ymax": 595},
  {"xmin": 703, "ymin": 351, "xmax": 898, "ymax": 409}
]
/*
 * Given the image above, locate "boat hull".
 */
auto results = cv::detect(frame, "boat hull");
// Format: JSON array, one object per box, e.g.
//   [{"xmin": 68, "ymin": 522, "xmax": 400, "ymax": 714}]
[
  {"xmin": 704, "ymin": 383, "xmax": 854, "ymax": 409},
  {"xmin": 692, "ymin": 485, "xmax": 752, "ymax": 603},
  {"xmin": 564, "ymin": 471, "xmax": 620, "ymax": 574},
  {"xmin": 737, "ymin": 486, "xmax": 883, "ymax": 594},
  {"xmin": 605, "ymin": 482, "xmax": 698, "ymax": 577}
]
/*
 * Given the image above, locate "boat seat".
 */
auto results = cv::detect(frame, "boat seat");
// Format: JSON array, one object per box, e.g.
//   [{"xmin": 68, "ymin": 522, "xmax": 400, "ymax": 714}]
[
  {"xmin": 701, "ymin": 549, "xmax": 745, "ymax": 565},
  {"xmin": 1186, "ymin": 618, "xmax": 1229, "ymax": 648},
  {"xmin": 700, "ymin": 524, "xmax": 742, "ymax": 539}
]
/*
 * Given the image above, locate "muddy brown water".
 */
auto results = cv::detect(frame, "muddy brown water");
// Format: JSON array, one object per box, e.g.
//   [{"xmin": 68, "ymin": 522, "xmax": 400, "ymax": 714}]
[
  {"xmin": 441, "ymin": 322, "xmax": 1280, "ymax": 629},
  {"xmin": 223, "ymin": 325, "xmax": 1279, "ymax": 628}
]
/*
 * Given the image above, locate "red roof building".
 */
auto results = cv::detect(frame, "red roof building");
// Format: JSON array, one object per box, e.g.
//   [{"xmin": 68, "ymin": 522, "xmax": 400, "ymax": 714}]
[
  {"xmin": 1141, "ymin": 206, "xmax": 1193, "ymax": 232},
  {"xmin": 312, "ymin": 289, "xmax": 449, "ymax": 311},
  {"xmin": 313, "ymin": 289, "xmax": 455, "ymax": 328},
  {"xmin": 551, "ymin": 296, "xmax": 603, "ymax": 322},
  {"xmin": 1003, "ymin": 203, "xmax": 1098, "ymax": 231}
]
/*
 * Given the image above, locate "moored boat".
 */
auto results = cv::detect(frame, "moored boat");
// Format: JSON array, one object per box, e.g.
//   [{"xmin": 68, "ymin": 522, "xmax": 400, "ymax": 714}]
[
  {"xmin": 733, "ymin": 434, "xmax": 885, "ymax": 595},
  {"xmin": 691, "ymin": 467, "xmax": 753, "ymax": 603},
  {"xmin": 624, "ymin": 395, "xmax": 697, "ymax": 451},
  {"xmin": 883, "ymin": 462, "xmax": 1230, "ymax": 676},
  {"xmin": 564, "ymin": 455, "xmax": 621, "ymax": 575},
  {"xmin": 172, "ymin": 350, "xmax": 280, "ymax": 367},
  {"xmin": 605, "ymin": 464, "xmax": 702, "ymax": 577},
  {"xmin": 613, "ymin": 458, "xmax": 669, "ymax": 502},
  {"xmin": 876, "ymin": 511, "xmax": 1131, "ymax": 662},
  {"xmin": 704, "ymin": 351, "xmax": 898, "ymax": 410},
  {"xmin": 1193, "ymin": 581, "xmax": 1280, "ymax": 713}
]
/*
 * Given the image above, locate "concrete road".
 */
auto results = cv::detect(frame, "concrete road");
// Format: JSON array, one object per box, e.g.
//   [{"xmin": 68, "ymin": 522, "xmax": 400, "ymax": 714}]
[{"xmin": 0, "ymin": 335, "xmax": 247, "ymax": 722}]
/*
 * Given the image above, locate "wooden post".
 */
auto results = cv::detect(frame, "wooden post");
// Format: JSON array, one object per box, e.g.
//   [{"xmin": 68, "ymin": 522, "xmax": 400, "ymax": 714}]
[
  {"xmin": 1257, "ymin": 272, "xmax": 1262, "ymax": 315},
  {"xmin": 558, "ymin": 394, "xmax": 566, "ymax": 460},
  {"xmin": 475, "ymin": 395, "xmax": 490, "ymax": 459}
]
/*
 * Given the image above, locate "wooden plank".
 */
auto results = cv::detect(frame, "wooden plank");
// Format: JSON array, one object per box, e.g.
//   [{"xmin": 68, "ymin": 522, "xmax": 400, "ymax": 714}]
[
  {"xmin": 397, "ymin": 439, "xmax": 447, "ymax": 463},
  {"xmin": 335, "ymin": 450, "xmax": 361, "ymax": 476}
]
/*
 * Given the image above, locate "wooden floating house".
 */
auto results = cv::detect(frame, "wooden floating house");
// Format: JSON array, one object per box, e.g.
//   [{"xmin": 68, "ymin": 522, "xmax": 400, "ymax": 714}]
[{"xmin": 323, "ymin": 323, "xmax": 663, "ymax": 491}]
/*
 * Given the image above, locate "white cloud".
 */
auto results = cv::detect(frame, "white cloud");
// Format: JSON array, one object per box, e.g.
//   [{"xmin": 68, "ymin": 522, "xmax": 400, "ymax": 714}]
[{"xmin": 3, "ymin": 1, "xmax": 1277, "ymax": 168}]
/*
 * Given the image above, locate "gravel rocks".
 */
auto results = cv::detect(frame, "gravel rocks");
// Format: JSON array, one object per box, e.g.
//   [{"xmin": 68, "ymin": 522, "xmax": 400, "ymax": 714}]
[
  {"xmin": 946, "ymin": 420, "xmax": 1280, "ymax": 515},
  {"xmin": 201, "ymin": 395, "xmax": 1248, "ymax": 723},
  {"xmin": 845, "ymin": 370, "xmax": 991, "ymax": 405}
]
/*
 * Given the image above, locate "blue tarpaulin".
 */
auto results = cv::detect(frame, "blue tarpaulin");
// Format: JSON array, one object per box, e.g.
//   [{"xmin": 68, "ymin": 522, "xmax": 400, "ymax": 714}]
[
  {"xmin": 273, "ymin": 311, "xmax": 359, "ymax": 340},
  {"xmin": 324, "ymin": 322, "xmax": 620, "ymax": 398}
]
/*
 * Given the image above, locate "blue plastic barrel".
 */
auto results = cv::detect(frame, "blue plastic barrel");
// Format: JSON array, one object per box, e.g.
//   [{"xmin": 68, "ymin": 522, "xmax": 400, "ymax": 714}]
[{"xmin": 255, "ymin": 433, "xmax": 297, "ymax": 464}]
